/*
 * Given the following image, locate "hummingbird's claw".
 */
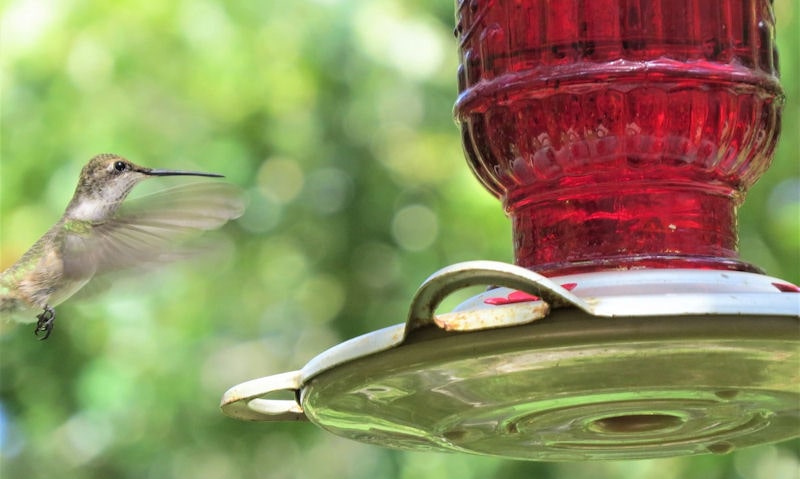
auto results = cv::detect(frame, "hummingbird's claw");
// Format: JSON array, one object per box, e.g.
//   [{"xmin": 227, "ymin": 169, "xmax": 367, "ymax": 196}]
[{"xmin": 34, "ymin": 306, "xmax": 56, "ymax": 340}]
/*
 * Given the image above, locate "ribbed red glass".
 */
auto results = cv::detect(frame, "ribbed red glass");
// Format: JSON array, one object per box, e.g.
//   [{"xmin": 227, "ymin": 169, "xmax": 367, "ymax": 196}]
[{"xmin": 454, "ymin": 0, "xmax": 783, "ymax": 276}]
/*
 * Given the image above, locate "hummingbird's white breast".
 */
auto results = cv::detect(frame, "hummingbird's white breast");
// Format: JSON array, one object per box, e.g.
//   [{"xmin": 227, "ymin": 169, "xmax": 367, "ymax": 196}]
[{"xmin": 67, "ymin": 196, "xmax": 123, "ymax": 222}]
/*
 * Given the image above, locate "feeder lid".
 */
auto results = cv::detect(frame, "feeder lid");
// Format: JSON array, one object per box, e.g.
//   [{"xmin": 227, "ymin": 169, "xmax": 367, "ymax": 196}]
[{"xmin": 221, "ymin": 261, "xmax": 800, "ymax": 461}]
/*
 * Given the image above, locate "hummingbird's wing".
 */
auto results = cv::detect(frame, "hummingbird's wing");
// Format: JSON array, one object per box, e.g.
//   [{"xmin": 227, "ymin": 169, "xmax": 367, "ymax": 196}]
[{"xmin": 61, "ymin": 182, "xmax": 245, "ymax": 278}]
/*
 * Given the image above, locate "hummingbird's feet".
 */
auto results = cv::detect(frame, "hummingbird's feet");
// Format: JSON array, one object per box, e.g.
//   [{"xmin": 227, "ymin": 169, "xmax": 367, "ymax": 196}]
[{"xmin": 34, "ymin": 305, "xmax": 56, "ymax": 340}]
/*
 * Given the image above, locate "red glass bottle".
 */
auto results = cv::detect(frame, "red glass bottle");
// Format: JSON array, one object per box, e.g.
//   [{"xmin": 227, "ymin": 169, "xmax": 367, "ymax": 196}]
[{"xmin": 454, "ymin": 0, "xmax": 783, "ymax": 276}]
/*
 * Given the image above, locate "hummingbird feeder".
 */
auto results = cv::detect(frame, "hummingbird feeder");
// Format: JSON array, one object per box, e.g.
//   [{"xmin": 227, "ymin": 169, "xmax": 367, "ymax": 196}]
[{"xmin": 221, "ymin": 0, "xmax": 799, "ymax": 461}]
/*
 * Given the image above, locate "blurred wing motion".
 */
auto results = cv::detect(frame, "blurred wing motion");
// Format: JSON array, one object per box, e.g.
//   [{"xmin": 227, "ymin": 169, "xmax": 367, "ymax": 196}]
[{"xmin": 62, "ymin": 182, "xmax": 246, "ymax": 279}]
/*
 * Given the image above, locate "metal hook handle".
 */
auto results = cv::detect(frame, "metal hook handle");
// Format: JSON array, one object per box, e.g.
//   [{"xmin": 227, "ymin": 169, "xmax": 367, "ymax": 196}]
[
  {"xmin": 220, "ymin": 370, "xmax": 307, "ymax": 422},
  {"xmin": 405, "ymin": 260, "xmax": 594, "ymax": 334},
  {"xmin": 221, "ymin": 261, "xmax": 593, "ymax": 421}
]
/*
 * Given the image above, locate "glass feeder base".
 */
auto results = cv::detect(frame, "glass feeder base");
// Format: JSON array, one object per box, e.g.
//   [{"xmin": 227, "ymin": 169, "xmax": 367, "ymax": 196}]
[{"xmin": 300, "ymin": 313, "xmax": 799, "ymax": 461}]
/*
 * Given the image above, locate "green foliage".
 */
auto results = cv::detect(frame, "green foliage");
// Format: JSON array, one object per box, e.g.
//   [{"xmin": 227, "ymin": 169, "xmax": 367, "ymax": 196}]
[{"xmin": 1, "ymin": 1, "xmax": 797, "ymax": 478}]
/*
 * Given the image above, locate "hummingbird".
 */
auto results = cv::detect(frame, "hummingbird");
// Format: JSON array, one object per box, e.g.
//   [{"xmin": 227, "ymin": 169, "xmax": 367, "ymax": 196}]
[{"xmin": 0, "ymin": 153, "xmax": 245, "ymax": 340}]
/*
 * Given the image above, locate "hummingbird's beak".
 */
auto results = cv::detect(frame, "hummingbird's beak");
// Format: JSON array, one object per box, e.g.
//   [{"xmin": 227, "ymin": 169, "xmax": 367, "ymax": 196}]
[{"xmin": 140, "ymin": 167, "xmax": 224, "ymax": 178}]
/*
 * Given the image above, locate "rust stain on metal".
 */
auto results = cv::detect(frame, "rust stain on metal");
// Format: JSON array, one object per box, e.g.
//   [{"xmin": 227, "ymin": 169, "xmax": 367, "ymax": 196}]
[{"xmin": 433, "ymin": 302, "xmax": 550, "ymax": 332}]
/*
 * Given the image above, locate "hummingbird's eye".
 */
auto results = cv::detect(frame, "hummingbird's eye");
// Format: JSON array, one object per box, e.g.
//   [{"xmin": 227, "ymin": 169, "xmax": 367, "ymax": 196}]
[{"xmin": 114, "ymin": 161, "xmax": 127, "ymax": 172}]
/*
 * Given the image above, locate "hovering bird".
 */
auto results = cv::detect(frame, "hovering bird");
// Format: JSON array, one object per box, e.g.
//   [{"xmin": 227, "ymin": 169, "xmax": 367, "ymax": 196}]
[{"xmin": 0, "ymin": 154, "xmax": 245, "ymax": 339}]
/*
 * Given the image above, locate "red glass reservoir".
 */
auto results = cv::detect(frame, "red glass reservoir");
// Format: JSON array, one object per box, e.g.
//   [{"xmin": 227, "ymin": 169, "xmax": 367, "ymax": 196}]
[{"xmin": 454, "ymin": 0, "xmax": 783, "ymax": 276}]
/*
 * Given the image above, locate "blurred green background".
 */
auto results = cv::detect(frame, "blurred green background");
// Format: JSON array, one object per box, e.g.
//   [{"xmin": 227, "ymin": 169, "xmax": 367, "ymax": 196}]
[{"xmin": 1, "ymin": 0, "xmax": 797, "ymax": 478}]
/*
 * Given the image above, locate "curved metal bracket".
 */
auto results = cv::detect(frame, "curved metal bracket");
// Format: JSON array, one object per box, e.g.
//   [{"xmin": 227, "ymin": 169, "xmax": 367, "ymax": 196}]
[
  {"xmin": 221, "ymin": 261, "xmax": 595, "ymax": 422},
  {"xmin": 220, "ymin": 371, "xmax": 307, "ymax": 422},
  {"xmin": 405, "ymin": 260, "xmax": 594, "ymax": 335}
]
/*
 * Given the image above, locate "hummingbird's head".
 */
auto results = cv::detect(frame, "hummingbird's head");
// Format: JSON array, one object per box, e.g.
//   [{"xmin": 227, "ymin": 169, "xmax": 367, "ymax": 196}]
[{"xmin": 66, "ymin": 154, "xmax": 224, "ymax": 221}]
